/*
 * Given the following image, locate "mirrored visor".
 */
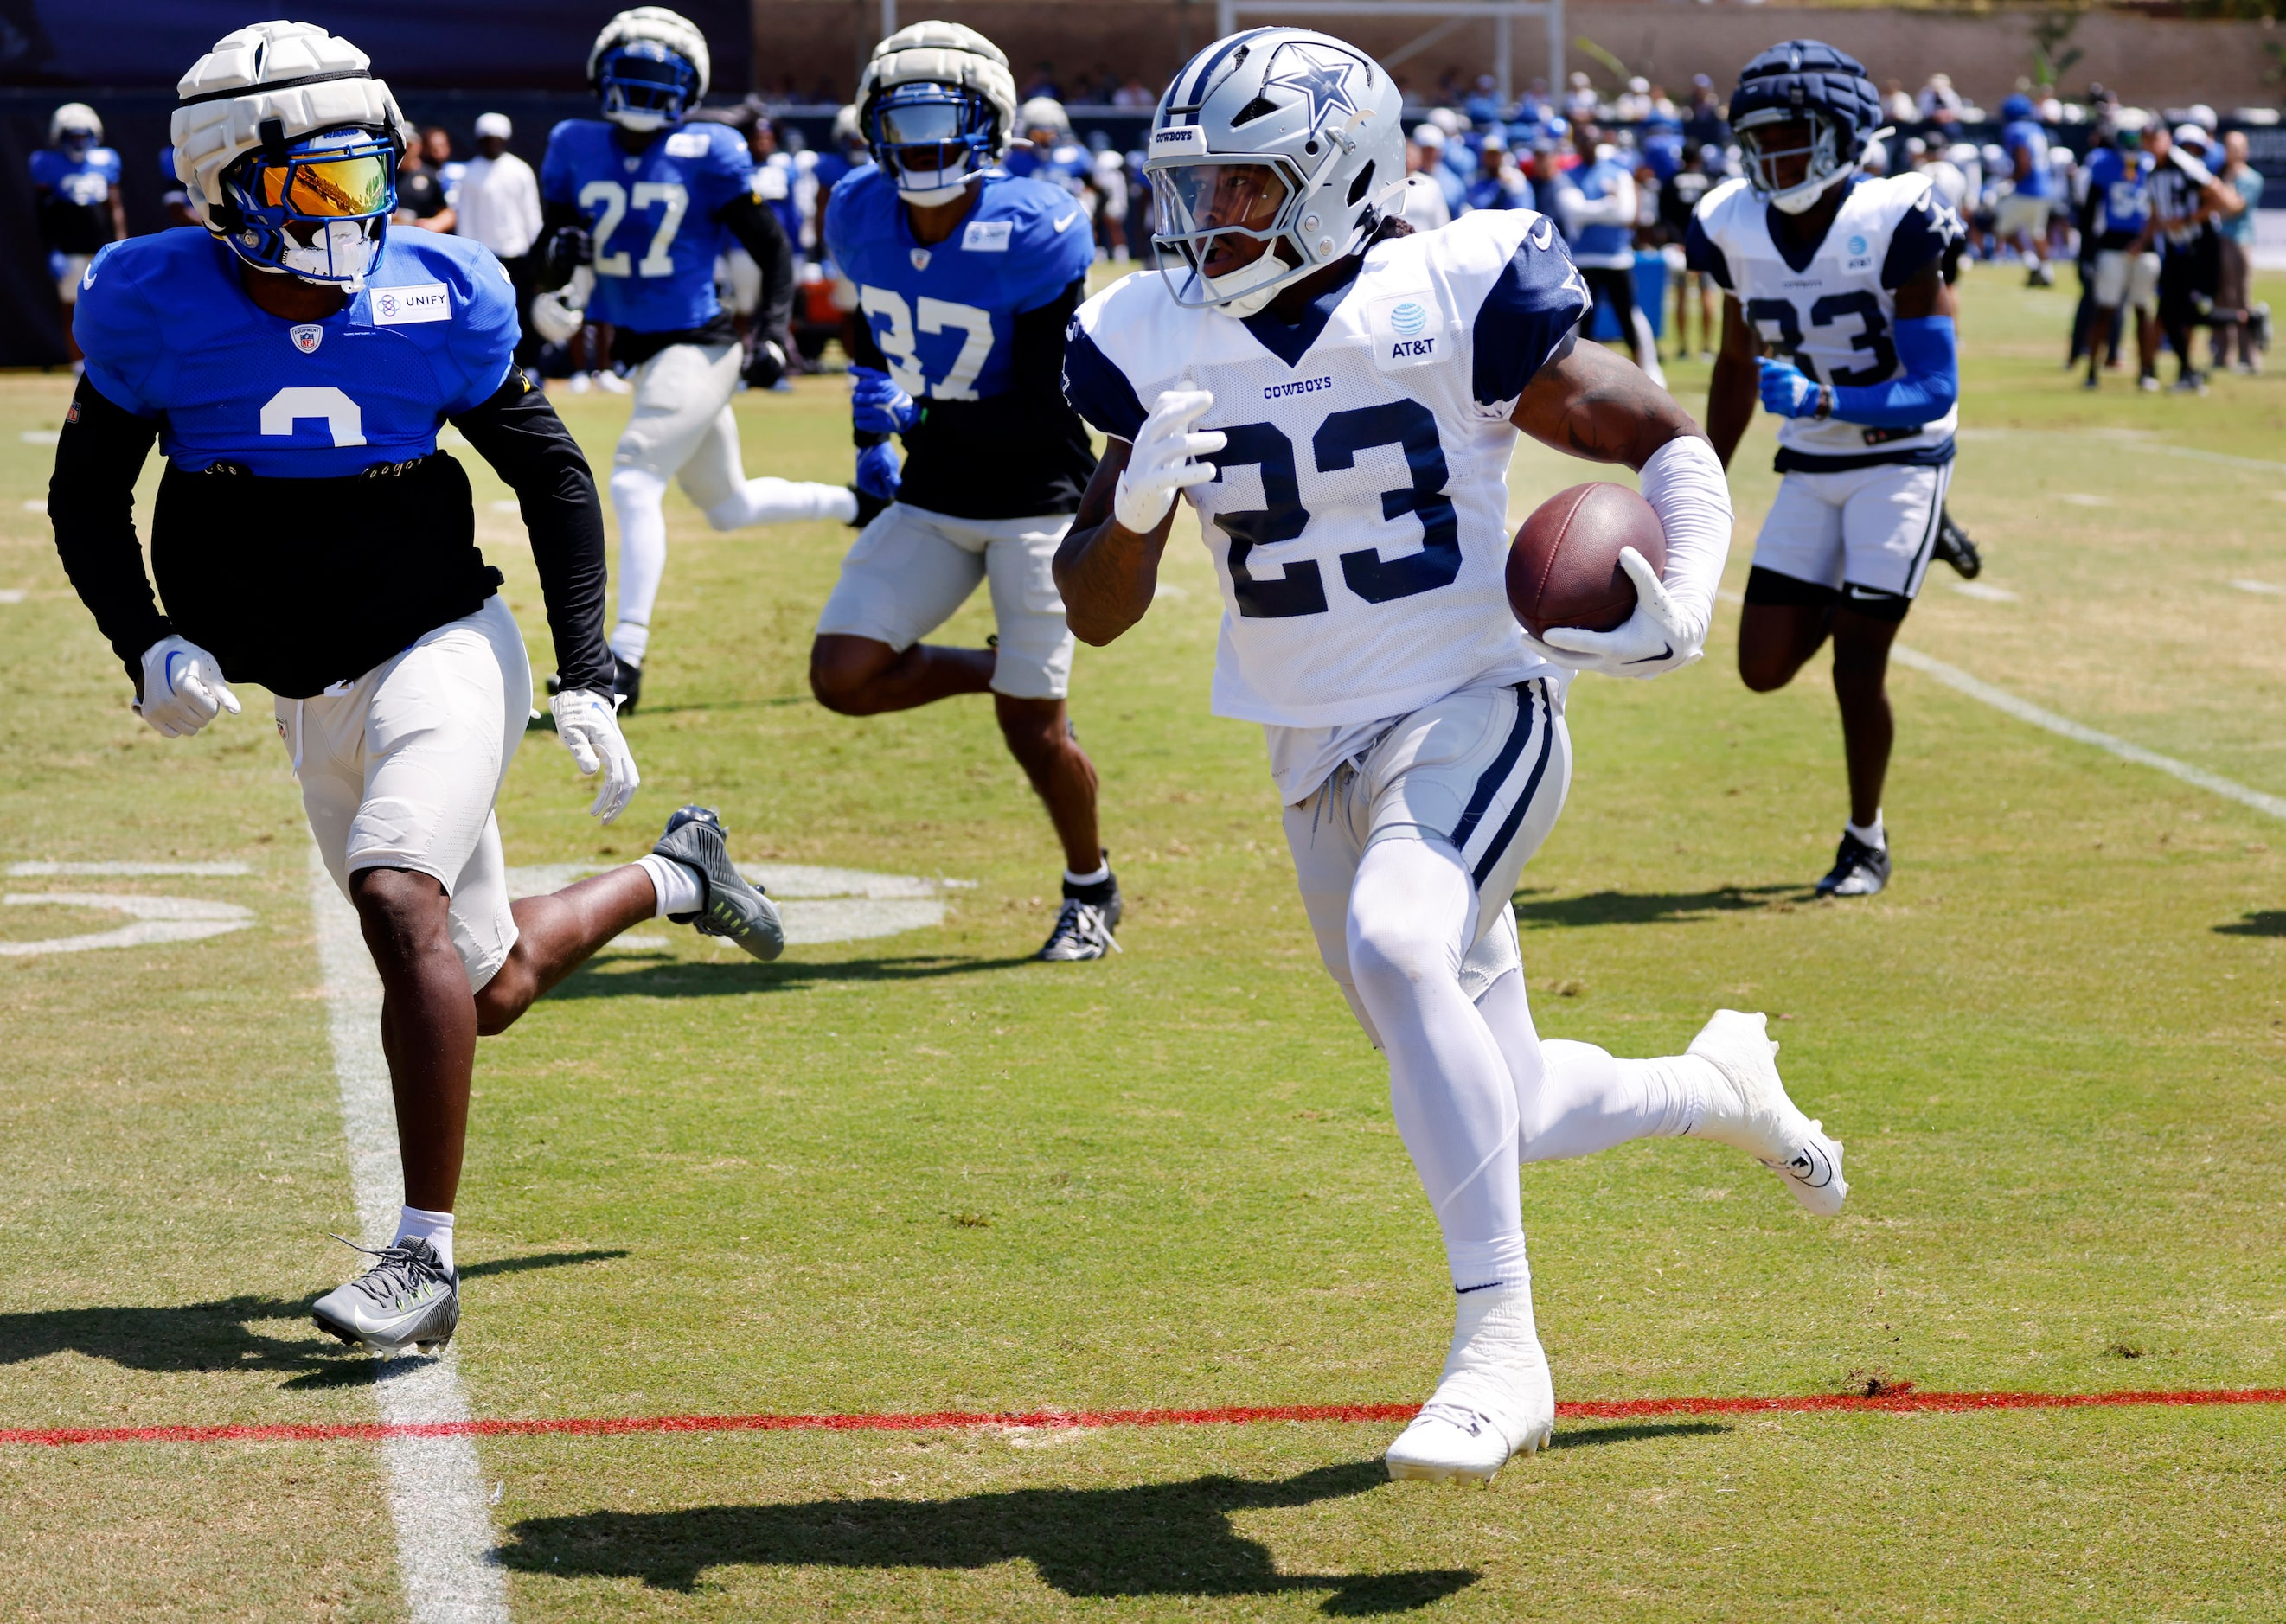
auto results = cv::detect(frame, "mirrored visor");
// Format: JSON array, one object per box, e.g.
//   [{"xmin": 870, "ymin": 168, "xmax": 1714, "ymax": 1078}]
[
  {"xmin": 1151, "ymin": 162, "xmax": 1289, "ymax": 240},
  {"xmin": 259, "ymin": 152, "xmax": 394, "ymax": 220},
  {"xmin": 876, "ymin": 99, "xmax": 968, "ymax": 150}
]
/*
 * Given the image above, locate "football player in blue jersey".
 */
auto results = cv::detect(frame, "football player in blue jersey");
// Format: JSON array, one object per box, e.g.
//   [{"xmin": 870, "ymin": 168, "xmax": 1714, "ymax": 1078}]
[
  {"xmin": 534, "ymin": 7, "xmax": 858, "ymax": 712},
  {"xmin": 1692, "ymin": 42, "xmax": 1965, "ymax": 898},
  {"xmin": 1003, "ymin": 96, "xmax": 1092, "ymax": 201},
  {"xmin": 31, "ymin": 103, "xmax": 125, "ymax": 365},
  {"xmin": 49, "ymin": 22, "xmax": 784, "ymax": 1359},
  {"xmin": 816, "ymin": 22, "xmax": 1119, "ymax": 962}
]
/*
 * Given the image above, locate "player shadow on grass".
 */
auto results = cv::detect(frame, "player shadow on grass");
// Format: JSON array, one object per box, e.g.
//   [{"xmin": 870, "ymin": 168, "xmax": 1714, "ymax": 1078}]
[
  {"xmin": 2213, "ymin": 911, "xmax": 2286, "ymax": 937},
  {"xmin": 548, "ymin": 953, "xmax": 1041, "ymax": 999},
  {"xmin": 0, "ymin": 1250, "xmax": 623, "ymax": 1387},
  {"xmin": 497, "ymin": 1458, "xmax": 1474, "ymax": 1613},
  {"xmin": 1512, "ymin": 882, "xmax": 1806, "ymax": 929}
]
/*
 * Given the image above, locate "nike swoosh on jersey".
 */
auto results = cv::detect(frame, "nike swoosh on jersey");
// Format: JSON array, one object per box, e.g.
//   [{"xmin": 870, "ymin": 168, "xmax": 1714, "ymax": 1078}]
[
  {"xmin": 80, "ymin": 262, "xmax": 98, "ymax": 291},
  {"xmin": 1053, "ymin": 213, "xmax": 1079, "ymax": 233},
  {"xmin": 1529, "ymin": 219, "xmax": 1554, "ymax": 251}
]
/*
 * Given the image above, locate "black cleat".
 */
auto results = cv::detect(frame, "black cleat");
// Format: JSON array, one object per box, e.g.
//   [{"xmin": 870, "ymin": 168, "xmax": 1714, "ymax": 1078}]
[
  {"xmin": 1815, "ymin": 832, "xmax": 1891, "ymax": 898},
  {"xmin": 1931, "ymin": 507, "xmax": 1982, "ymax": 579},
  {"xmin": 1039, "ymin": 863, "xmax": 1123, "ymax": 961},
  {"xmin": 652, "ymin": 804, "xmax": 784, "ymax": 961}
]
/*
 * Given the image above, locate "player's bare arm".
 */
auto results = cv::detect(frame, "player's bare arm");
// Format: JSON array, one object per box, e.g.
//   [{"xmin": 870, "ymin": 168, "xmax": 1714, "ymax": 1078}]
[
  {"xmin": 1706, "ymin": 293, "xmax": 1761, "ymax": 467},
  {"xmin": 1056, "ymin": 386, "xmax": 1224, "ymax": 646},
  {"xmin": 1510, "ymin": 329, "xmax": 1710, "ymax": 470}
]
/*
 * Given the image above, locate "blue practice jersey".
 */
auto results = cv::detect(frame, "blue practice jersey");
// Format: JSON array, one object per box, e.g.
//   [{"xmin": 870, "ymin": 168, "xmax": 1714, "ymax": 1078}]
[
  {"xmin": 826, "ymin": 165, "xmax": 1094, "ymax": 405},
  {"xmin": 31, "ymin": 144, "xmax": 120, "ymax": 253},
  {"xmin": 2085, "ymin": 147, "xmax": 2151, "ymax": 242},
  {"xmin": 75, "ymin": 227, "xmax": 517, "ymax": 478},
  {"xmin": 541, "ymin": 118, "xmax": 757, "ymax": 334},
  {"xmin": 2001, "ymin": 119, "xmax": 2053, "ymax": 201},
  {"xmin": 1003, "ymin": 140, "xmax": 1092, "ymax": 198}
]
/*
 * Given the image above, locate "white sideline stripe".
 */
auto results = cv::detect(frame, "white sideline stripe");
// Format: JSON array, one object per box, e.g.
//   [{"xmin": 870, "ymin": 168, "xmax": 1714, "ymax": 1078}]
[
  {"xmin": 307, "ymin": 845, "xmax": 509, "ymax": 1624},
  {"xmin": 1891, "ymin": 647, "xmax": 2286, "ymax": 822},
  {"xmin": 9, "ymin": 860, "xmax": 250, "ymax": 876}
]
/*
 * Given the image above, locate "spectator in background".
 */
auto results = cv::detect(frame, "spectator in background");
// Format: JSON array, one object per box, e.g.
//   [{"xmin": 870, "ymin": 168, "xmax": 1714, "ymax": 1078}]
[
  {"xmin": 1918, "ymin": 74, "xmax": 1963, "ymax": 125},
  {"xmin": 2145, "ymin": 121, "xmax": 2241, "ymax": 393},
  {"xmin": 1465, "ymin": 75, "xmax": 1506, "ymax": 126},
  {"xmin": 1662, "ymin": 143, "xmax": 1719, "ymax": 362},
  {"xmin": 421, "ymin": 125, "xmax": 465, "ymax": 211},
  {"xmin": 1552, "ymin": 134, "xmax": 1663, "ymax": 385},
  {"xmin": 31, "ymin": 104, "xmax": 124, "ymax": 366},
  {"xmin": 394, "ymin": 139, "xmax": 456, "ymax": 233},
  {"xmin": 1112, "ymin": 75, "xmax": 1156, "ymax": 109},
  {"xmin": 1463, "ymin": 133, "xmax": 1534, "ymax": 213},
  {"xmin": 1021, "ymin": 61, "xmax": 1062, "ymax": 101},
  {"xmin": 1682, "ymin": 76, "xmax": 1727, "ymax": 153},
  {"xmin": 1409, "ymin": 124, "xmax": 1466, "ymax": 222},
  {"xmin": 2213, "ymin": 130, "xmax": 2264, "ymax": 374},
  {"xmin": 1883, "ymin": 80, "xmax": 1918, "ymax": 125},
  {"xmin": 1616, "ymin": 76, "xmax": 1653, "ymax": 124},
  {"xmin": 455, "ymin": 112, "xmax": 542, "ymax": 360},
  {"xmin": 1997, "ymin": 94, "xmax": 2058, "ymax": 286}
]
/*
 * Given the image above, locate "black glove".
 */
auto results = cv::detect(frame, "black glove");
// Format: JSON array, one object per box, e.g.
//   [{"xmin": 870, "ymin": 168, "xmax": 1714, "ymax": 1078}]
[
  {"xmin": 541, "ymin": 226, "xmax": 592, "ymax": 287},
  {"xmin": 742, "ymin": 336, "xmax": 788, "ymax": 390}
]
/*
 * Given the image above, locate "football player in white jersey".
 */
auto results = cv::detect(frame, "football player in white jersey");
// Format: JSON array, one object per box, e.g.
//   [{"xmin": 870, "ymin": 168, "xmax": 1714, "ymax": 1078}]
[
  {"xmin": 1059, "ymin": 28, "xmax": 1849, "ymax": 1485},
  {"xmin": 1688, "ymin": 41, "xmax": 1963, "ymax": 898}
]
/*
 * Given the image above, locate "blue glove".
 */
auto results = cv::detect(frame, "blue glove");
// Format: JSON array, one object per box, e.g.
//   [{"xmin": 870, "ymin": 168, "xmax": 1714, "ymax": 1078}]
[
  {"xmin": 850, "ymin": 365, "xmax": 920, "ymax": 437},
  {"xmin": 1757, "ymin": 356, "xmax": 1826, "ymax": 419},
  {"xmin": 855, "ymin": 439, "xmax": 901, "ymax": 502}
]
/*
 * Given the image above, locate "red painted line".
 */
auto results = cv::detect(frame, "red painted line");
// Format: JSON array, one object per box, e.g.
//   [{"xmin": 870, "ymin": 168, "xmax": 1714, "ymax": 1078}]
[{"xmin": 6, "ymin": 1388, "xmax": 2286, "ymax": 1450}]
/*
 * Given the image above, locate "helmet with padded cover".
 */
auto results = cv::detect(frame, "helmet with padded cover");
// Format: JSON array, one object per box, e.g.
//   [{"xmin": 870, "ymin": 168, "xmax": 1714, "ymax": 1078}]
[
  {"xmin": 588, "ymin": 8, "xmax": 711, "ymax": 133},
  {"xmin": 1726, "ymin": 40, "xmax": 1883, "ymax": 214},
  {"xmin": 171, "ymin": 21, "xmax": 412, "ymax": 290},
  {"xmin": 857, "ymin": 21, "xmax": 1020, "ymax": 207}
]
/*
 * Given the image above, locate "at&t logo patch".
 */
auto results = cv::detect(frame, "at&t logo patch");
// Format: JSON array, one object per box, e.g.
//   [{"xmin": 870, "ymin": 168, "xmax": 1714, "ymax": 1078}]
[{"xmin": 1390, "ymin": 301, "xmax": 1428, "ymax": 336}]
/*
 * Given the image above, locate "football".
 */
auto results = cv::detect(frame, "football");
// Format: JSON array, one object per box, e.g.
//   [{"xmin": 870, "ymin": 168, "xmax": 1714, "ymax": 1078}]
[{"xmin": 1504, "ymin": 483, "xmax": 1668, "ymax": 638}]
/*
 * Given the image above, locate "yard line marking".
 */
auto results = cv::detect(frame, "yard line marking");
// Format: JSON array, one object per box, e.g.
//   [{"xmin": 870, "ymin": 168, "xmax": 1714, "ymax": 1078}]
[
  {"xmin": 1892, "ymin": 646, "xmax": 2286, "ymax": 822},
  {"xmin": 12, "ymin": 1386, "xmax": 2286, "ymax": 1449},
  {"xmin": 308, "ymin": 845, "xmax": 509, "ymax": 1624},
  {"xmin": 1949, "ymin": 581, "xmax": 2018, "ymax": 602},
  {"xmin": 9, "ymin": 860, "xmax": 250, "ymax": 876},
  {"xmin": 0, "ymin": 589, "xmax": 22, "ymax": 603},
  {"xmin": 2231, "ymin": 579, "xmax": 2284, "ymax": 596}
]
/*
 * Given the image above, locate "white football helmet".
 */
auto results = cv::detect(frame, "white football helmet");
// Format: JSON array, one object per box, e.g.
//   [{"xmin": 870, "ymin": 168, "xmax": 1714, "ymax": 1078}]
[
  {"xmin": 1018, "ymin": 96, "xmax": 1070, "ymax": 138},
  {"xmin": 857, "ymin": 22, "xmax": 1019, "ymax": 207},
  {"xmin": 587, "ymin": 8, "xmax": 711, "ymax": 133},
  {"xmin": 50, "ymin": 102, "xmax": 101, "ymax": 146},
  {"xmin": 1146, "ymin": 29, "xmax": 1406, "ymax": 317},
  {"xmin": 171, "ymin": 22, "xmax": 412, "ymax": 290}
]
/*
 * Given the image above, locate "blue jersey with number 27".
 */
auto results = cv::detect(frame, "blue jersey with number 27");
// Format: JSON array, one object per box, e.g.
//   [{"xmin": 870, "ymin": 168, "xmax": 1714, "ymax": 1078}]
[
  {"xmin": 541, "ymin": 118, "xmax": 756, "ymax": 335},
  {"xmin": 825, "ymin": 166, "xmax": 1094, "ymax": 403}
]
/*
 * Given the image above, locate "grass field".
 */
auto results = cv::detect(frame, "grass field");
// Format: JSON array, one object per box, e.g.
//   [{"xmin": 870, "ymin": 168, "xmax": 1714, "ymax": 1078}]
[{"xmin": 5, "ymin": 265, "xmax": 2286, "ymax": 1621}]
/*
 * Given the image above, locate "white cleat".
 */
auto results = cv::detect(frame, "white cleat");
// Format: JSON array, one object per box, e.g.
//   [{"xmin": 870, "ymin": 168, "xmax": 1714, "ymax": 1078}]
[
  {"xmin": 1384, "ymin": 1287, "xmax": 1555, "ymax": 1484},
  {"xmin": 1687, "ymin": 1009, "xmax": 1847, "ymax": 1216}
]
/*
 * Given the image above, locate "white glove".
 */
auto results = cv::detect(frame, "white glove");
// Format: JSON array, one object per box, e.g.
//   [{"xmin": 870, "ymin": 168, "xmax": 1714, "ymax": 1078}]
[
  {"xmin": 530, "ymin": 266, "xmax": 592, "ymax": 345},
  {"xmin": 550, "ymin": 687, "xmax": 640, "ymax": 823},
  {"xmin": 1539, "ymin": 547, "xmax": 1704, "ymax": 679},
  {"xmin": 135, "ymin": 636, "xmax": 240, "ymax": 738},
  {"xmin": 1113, "ymin": 387, "xmax": 1226, "ymax": 534}
]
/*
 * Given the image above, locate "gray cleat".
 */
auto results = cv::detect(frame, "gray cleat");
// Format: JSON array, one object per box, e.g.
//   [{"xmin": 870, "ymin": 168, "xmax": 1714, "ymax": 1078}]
[
  {"xmin": 312, "ymin": 1236, "xmax": 459, "ymax": 1355},
  {"xmin": 653, "ymin": 804, "xmax": 784, "ymax": 961}
]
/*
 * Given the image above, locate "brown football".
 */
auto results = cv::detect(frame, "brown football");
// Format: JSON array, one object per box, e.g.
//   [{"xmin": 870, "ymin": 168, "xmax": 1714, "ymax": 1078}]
[{"xmin": 1504, "ymin": 482, "xmax": 1668, "ymax": 638}]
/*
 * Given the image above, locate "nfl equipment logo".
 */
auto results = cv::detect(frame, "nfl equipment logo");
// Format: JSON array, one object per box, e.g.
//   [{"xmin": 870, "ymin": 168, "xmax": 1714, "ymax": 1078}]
[
  {"xmin": 290, "ymin": 324, "xmax": 323, "ymax": 355},
  {"xmin": 910, "ymin": 249, "xmax": 931, "ymax": 271}
]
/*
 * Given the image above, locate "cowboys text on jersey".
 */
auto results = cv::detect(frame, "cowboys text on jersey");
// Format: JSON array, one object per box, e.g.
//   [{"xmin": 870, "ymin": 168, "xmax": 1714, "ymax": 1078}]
[
  {"xmin": 1063, "ymin": 208, "xmax": 1587, "ymax": 742},
  {"xmin": 1687, "ymin": 173, "xmax": 1963, "ymax": 471},
  {"xmin": 541, "ymin": 118, "xmax": 756, "ymax": 334}
]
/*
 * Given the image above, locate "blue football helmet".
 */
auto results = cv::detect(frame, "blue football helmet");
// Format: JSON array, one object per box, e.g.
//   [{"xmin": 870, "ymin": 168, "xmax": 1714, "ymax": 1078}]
[
  {"xmin": 1727, "ymin": 40, "xmax": 1883, "ymax": 214},
  {"xmin": 2001, "ymin": 93, "xmax": 2037, "ymax": 123},
  {"xmin": 865, "ymin": 80, "xmax": 1001, "ymax": 205},
  {"xmin": 213, "ymin": 122, "xmax": 399, "ymax": 288}
]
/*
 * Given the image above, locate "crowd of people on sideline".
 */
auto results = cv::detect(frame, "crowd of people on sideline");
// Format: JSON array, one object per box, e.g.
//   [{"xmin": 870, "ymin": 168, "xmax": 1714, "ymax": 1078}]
[{"xmin": 25, "ymin": 67, "xmax": 2275, "ymax": 392}]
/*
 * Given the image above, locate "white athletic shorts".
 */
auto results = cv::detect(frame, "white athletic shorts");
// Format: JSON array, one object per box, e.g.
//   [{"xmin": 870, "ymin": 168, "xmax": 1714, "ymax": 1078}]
[
  {"xmin": 1995, "ymin": 193, "xmax": 2052, "ymax": 242},
  {"xmin": 612, "ymin": 340, "xmax": 750, "ymax": 514},
  {"xmin": 54, "ymin": 253, "xmax": 91, "ymax": 304},
  {"xmin": 816, "ymin": 501, "xmax": 1077, "ymax": 701},
  {"xmin": 2094, "ymin": 248, "xmax": 2161, "ymax": 313},
  {"xmin": 279, "ymin": 595, "xmax": 530, "ymax": 993},
  {"xmin": 1284, "ymin": 678, "xmax": 1572, "ymax": 1041},
  {"xmin": 1752, "ymin": 460, "xmax": 1954, "ymax": 603}
]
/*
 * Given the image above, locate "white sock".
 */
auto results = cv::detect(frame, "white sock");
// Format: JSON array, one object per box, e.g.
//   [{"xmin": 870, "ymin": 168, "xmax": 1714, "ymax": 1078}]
[
  {"xmin": 394, "ymin": 1205, "xmax": 455, "ymax": 1273},
  {"xmin": 1064, "ymin": 860, "xmax": 1111, "ymax": 887},
  {"xmin": 608, "ymin": 620, "xmax": 649, "ymax": 668},
  {"xmin": 608, "ymin": 464, "xmax": 669, "ymax": 644},
  {"xmin": 637, "ymin": 852, "xmax": 706, "ymax": 918},
  {"xmin": 1846, "ymin": 811, "xmax": 1886, "ymax": 850},
  {"xmin": 1475, "ymin": 970, "xmax": 1704, "ymax": 1161},
  {"xmin": 705, "ymin": 477, "xmax": 858, "ymax": 531}
]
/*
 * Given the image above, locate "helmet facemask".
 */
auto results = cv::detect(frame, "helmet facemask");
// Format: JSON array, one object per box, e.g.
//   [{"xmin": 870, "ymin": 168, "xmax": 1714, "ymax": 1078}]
[
  {"xmin": 599, "ymin": 42, "xmax": 700, "ymax": 131},
  {"xmin": 215, "ymin": 124, "xmax": 397, "ymax": 290},
  {"xmin": 1736, "ymin": 106, "xmax": 1854, "ymax": 214},
  {"xmin": 1149, "ymin": 157, "xmax": 1305, "ymax": 316},
  {"xmin": 867, "ymin": 81, "xmax": 999, "ymax": 206}
]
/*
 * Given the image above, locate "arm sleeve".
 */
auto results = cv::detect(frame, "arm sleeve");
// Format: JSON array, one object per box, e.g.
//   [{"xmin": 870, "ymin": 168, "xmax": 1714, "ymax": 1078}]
[
  {"xmin": 1831, "ymin": 315, "xmax": 1957, "ymax": 428},
  {"xmin": 717, "ymin": 192, "xmax": 796, "ymax": 338},
  {"xmin": 1470, "ymin": 224, "xmax": 1591, "ymax": 406},
  {"xmin": 48, "ymin": 374, "xmax": 166, "ymax": 686},
  {"xmin": 1681, "ymin": 212, "xmax": 1732, "ymax": 290},
  {"xmin": 1060, "ymin": 313, "xmax": 1148, "ymax": 440},
  {"xmin": 447, "ymin": 370, "xmax": 614, "ymax": 694},
  {"xmin": 1635, "ymin": 435, "xmax": 1732, "ymax": 653}
]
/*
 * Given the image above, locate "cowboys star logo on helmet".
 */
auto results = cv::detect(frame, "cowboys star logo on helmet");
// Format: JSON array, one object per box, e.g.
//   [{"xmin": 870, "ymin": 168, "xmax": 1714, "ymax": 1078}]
[{"xmin": 1258, "ymin": 46, "xmax": 1361, "ymax": 126}]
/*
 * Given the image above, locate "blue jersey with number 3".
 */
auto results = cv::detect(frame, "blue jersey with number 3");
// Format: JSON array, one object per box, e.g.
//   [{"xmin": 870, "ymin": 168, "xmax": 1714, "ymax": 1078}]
[
  {"xmin": 541, "ymin": 118, "xmax": 756, "ymax": 334},
  {"xmin": 825, "ymin": 165, "xmax": 1094, "ymax": 404},
  {"xmin": 73, "ymin": 227, "xmax": 517, "ymax": 478}
]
